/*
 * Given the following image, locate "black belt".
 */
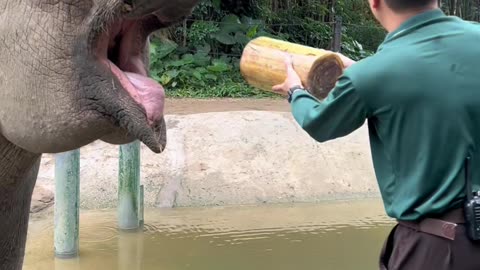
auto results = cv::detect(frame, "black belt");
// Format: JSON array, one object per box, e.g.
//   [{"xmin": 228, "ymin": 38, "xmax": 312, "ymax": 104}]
[{"xmin": 397, "ymin": 208, "xmax": 464, "ymax": 241}]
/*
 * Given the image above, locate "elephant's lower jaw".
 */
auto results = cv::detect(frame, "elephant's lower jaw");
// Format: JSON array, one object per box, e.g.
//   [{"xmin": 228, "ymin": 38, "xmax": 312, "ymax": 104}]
[{"xmin": 100, "ymin": 116, "xmax": 167, "ymax": 150}]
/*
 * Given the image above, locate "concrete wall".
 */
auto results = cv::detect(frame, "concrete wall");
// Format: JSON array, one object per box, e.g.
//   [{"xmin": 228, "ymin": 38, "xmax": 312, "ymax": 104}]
[{"xmin": 35, "ymin": 111, "xmax": 380, "ymax": 210}]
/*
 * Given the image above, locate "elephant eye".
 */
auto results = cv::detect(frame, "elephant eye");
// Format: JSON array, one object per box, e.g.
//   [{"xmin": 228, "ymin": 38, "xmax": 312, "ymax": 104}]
[{"xmin": 121, "ymin": 0, "xmax": 133, "ymax": 13}]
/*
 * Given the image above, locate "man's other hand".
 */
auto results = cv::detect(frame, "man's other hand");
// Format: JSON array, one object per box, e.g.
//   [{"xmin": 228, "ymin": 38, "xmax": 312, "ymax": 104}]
[
  {"xmin": 272, "ymin": 54, "xmax": 303, "ymax": 95},
  {"xmin": 272, "ymin": 51, "xmax": 356, "ymax": 95}
]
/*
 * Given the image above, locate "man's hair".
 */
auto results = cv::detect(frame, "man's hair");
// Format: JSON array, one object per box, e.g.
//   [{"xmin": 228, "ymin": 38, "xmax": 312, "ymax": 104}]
[{"xmin": 385, "ymin": 0, "xmax": 437, "ymax": 12}]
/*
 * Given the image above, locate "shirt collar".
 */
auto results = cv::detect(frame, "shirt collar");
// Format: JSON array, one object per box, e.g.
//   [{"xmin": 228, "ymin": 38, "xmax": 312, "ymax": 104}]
[{"xmin": 379, "ymin": 8, "xmax": 446, "ymax": 48}]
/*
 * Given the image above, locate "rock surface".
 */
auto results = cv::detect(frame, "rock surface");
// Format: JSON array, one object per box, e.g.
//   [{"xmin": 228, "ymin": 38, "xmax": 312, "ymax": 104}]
[
  {"xmin": 33, "ymin": 111, "xmax": 379, "ymax": 212},
  {"xmin": 30, "ymin": 184, "xmax": 54, "ymax": 213}
]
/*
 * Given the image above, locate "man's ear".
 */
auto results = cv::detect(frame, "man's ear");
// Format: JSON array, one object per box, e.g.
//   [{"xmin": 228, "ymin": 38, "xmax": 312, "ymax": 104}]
[{"xmin": 372, "ymin": 0, "xmax": 381, "ymax": 9}]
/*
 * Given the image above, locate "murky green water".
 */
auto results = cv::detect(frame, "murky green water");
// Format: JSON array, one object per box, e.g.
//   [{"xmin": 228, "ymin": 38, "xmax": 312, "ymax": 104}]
[{"xmin": 24, "ymin": 199, "xmax": 395, "ymax": 270}]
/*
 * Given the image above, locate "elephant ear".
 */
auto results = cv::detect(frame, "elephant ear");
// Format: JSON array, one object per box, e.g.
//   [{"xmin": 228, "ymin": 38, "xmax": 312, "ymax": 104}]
[{"xmin": 125, "ymin": 0, "xmax": 202, "ymax": 22}]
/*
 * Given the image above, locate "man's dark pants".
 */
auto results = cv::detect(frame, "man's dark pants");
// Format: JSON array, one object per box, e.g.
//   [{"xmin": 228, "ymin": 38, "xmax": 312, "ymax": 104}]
[{"xmin": 379, "ymin": 209, "xmax": 480, "ymax": 270}]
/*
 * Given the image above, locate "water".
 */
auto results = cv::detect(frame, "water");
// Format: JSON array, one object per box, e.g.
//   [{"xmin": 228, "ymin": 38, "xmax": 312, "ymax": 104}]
[{"xmin": 24, "ymin": 199, "xmax": 395, "ymax": 270}]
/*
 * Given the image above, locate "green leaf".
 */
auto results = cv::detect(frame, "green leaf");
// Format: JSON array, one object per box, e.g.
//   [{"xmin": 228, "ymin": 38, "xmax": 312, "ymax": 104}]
[
  {"xmin": 170, "ymin": 55, "xmax": 194, "ymax": 67},
  {"xmin": 219, "ymin": 14, "xmax": 243, "ymax": 33},
  {"xmin": 182, "ymin": 54, "xmax": 195, "ymax": 61},
  {"xmin": 192, "ymin": 71, "xmax": 202, "ymax": 80},
  {"xmin": 213, "ymin": 32, "xmax": 236, "ymax": 45},
  {"xmin": 219, "ymin": 55, "xmax": 232, "ymax": 64},
  {"xmin": 207, "ymin": 60, "xmax": 230, "ymax": 72},
  {"xmin": 193, "ymin": 53, "xmax": 211, "ymax": 66},
  {"xmin": 246, "ymin": 25, "xmax": 258, "ymax": 39},
  {"xmin": 195, "ymin": 67, "xmax": 208, "ymax": 74},
  {"xmin": 234, "ymin": 32, "xmax": 250, "ymax": 45},
  {"xmin": 166, "ymin": 70, "xmax": 179, "ymax": 79},
  {"xmin": 149, "ymin": 41, "xmax": 158, "ymax": 56},
  {"xmin": 159, "ymin": 74, "xmax": 172, "ymax": 85},
  {"xmin": 152, "ymin": 40, "xmax": 178, "ymax": 60},
  {"xmin": 196, "ymin": 43, "xmax": 211, "ymax": 55},
  {"xmin": 205, "ymin": 74, "xmax": 218, "ymax": 81},
  {"xmin": 212, "ymin": 59, "xmax": 228, "ymax": 65},
  {"xmin": 169, "ymin": 60, "xmax": 187, "ymax": 67}
]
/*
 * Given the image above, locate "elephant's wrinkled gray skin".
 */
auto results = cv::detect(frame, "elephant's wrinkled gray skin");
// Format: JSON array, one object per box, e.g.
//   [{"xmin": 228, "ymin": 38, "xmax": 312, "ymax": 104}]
[{"xmin": 0, "ymin": 0, "xmax": 199, "ymax": 269}]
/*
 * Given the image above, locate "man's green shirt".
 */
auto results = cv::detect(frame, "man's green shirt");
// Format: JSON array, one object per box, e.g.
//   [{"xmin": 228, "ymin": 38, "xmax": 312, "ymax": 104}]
[{"xmin": 291, "ymin": 9, "xmax": 480, "ymax": 221}]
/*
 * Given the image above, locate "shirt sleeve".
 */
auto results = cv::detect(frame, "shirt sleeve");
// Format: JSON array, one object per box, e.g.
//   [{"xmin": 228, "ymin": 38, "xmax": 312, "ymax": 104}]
[{"xmin": 290, "ymin": 74, "xmax": 369, "ymax": 142}]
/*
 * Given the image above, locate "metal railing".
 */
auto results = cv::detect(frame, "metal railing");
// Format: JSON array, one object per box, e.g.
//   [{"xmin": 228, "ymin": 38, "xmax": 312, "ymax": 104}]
[{"xmin": 53, "ymin": 141, "xmax": 144, "ymax": 259}]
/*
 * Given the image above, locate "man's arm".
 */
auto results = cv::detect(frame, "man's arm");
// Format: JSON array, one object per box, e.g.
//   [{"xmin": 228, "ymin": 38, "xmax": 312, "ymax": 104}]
[
  {"xmin": 272, "ymin": 54, "xmax": 368, "ymax": 142},
  {"xmin": 290, "ymin": 75, "xmax": 369, "ymax": 142}
]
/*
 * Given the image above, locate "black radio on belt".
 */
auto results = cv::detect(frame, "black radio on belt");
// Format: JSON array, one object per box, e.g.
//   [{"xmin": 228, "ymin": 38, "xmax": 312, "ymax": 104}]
[{"xmin": 463, "ymin": 156, "xmax": 480, "ymax": 241}]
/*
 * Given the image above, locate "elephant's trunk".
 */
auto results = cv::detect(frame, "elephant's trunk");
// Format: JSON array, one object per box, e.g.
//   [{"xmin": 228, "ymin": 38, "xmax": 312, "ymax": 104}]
[{"xmin": 0, "ymin": 135, "xmax": 41, "ymax": 270}]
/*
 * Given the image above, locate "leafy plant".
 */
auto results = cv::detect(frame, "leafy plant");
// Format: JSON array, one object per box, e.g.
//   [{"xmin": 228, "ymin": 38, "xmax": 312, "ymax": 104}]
[
  {"xmin": 188, "ymin": 21, "xmax": 220, "ymax": 48},
  {"xmin": 148, "ymin": 0, "xmax": 397, "ymax": 98},
  {"xmin": 152, "ymin": 48, "xmax": 218, "ymax": 87},
  {"xmin": 341, "ymin": 35, "xmax": 374, "ymax": 61}
]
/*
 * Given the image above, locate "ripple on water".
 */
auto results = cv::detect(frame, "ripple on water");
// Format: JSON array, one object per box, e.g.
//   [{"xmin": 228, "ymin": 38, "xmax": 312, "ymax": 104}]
[
  {"xmin": 81, "ymin": 225, "xmax": 119, "ymax": 244},
  {"xmin": 139, "ymin": 202, "xmax": 393, "ymax": 248},
  {"xmin": 24, "ymin": 199, "xmax": 395, "ymax": 270}
]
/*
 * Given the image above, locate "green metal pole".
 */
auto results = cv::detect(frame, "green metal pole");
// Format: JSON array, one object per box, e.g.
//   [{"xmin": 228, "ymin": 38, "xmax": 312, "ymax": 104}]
[
  {"xmin": 139, "ymin": 185, "xmax": 144, "ymax": 227},
  {"xmin": 54, "ymin": 149, "xmax": 80, "ymax": 259},
  {"xmin": 118, "ymin": 140, "xmax": 141, "ymax": 231}
]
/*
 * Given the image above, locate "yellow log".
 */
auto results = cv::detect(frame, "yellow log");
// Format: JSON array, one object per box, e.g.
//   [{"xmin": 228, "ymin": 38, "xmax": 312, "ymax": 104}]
[{"xmin": 240, "ymin": 37, "xmax": 344, "ymax": 99}]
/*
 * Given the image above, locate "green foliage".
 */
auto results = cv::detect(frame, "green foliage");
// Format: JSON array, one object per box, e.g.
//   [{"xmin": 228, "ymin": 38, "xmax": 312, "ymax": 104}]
[
  {"xmin": 149, "ymin": 37, "xmax": 275, "ymax": 98},
  {"xmin": 149, "ymin": 0, "xmax": 479, "ymax": 98},
  {"xmin": 150, "ymin": 8, "xmax": 287, "ymax": 98},
  {"xmin": 150, "ymin": 39, "xmax": 227, "ymax": 89},
  {"xmin": 188, "ymin": 21, "xmax": 220, "ymax": 47},
  {"xmin": 341, "ymin": 36, "xmax": 373, "ymax": 61}
]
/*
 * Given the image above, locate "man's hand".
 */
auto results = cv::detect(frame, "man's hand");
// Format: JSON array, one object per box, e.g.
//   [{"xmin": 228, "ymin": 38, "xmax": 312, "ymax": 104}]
[
  {"xmin": 272, "ymin": 54, "xmax": 303, "ymax": 96},
  {"xmin": 272, "ymin": 52, "xmax": 357, "ymax": 95}
]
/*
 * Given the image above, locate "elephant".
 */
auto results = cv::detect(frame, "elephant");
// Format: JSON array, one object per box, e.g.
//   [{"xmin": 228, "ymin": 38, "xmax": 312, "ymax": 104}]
[{"xmin": 0, "ymin": 0, "xmax": 200, "ymax": 269}]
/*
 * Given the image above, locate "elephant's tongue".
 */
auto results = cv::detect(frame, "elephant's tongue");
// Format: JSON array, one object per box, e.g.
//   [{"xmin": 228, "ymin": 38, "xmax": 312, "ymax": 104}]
[
  {"xmin": 102, "ymin": 58, "xmax": 165, "ymax": 125},
  {"xmin": 124, "ymin": 72, "xmax": 165, "ymax": 125}
]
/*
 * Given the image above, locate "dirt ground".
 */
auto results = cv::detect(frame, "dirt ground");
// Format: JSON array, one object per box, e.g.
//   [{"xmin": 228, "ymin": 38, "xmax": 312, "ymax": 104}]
[{"xmin": 165, "ymin": 98, "xmax": 289, "ymax": 115}]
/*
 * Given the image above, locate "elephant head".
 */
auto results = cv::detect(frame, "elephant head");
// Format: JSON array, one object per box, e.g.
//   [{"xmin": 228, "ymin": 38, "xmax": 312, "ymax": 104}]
[
  {"xmin": 0, "ymin": 0, "xmax": 199, "ymax": 269},
  {"xmin": 0, "ymin": 0, "xmax": 200, "ymax": 154}
]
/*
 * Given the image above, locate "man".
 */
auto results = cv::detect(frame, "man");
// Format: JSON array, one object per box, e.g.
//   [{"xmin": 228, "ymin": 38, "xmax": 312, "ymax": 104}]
[{"xmin": 272, "ymin": 0, "xmax": 480, "ymax": 269}]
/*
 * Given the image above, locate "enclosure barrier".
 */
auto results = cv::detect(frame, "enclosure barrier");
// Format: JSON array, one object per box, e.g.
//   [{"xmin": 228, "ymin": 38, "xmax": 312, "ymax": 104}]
[
  {"xmin": 53, "ymin": 141, "xmax": 144, "ymax": 259},
  {"xmin": 118, "ymin": 141, "xmax": 142, "ymax": 231},
  {"xmin": 54, "ymin": 150, "xmax": 80, "ymax": 259}
]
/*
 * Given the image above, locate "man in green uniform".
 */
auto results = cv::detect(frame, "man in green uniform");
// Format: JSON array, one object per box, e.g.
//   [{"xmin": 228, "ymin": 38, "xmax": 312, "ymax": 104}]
[{"xmin": 272, "ymin": 0, "xmax": 480, "ymax": 269}]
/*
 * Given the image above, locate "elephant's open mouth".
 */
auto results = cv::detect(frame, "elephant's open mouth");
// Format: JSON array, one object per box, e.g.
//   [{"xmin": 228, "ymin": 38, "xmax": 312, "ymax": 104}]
[{"xmin": 95, "ymin": 16, "xmax": 165, "ymax": 127}]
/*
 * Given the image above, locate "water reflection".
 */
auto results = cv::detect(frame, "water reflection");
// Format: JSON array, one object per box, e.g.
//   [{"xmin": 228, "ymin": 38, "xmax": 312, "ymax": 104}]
[
  {"xmin": 25, "ymin": 199, "xmax": 395, "ymax": 270},
  {"xmin": 55, "ymin": 257, "xmax": 80, "ymax": 270},
  {"xmin": 118, "ymin": 231, "xmax": 144, "ymax": 270}
]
